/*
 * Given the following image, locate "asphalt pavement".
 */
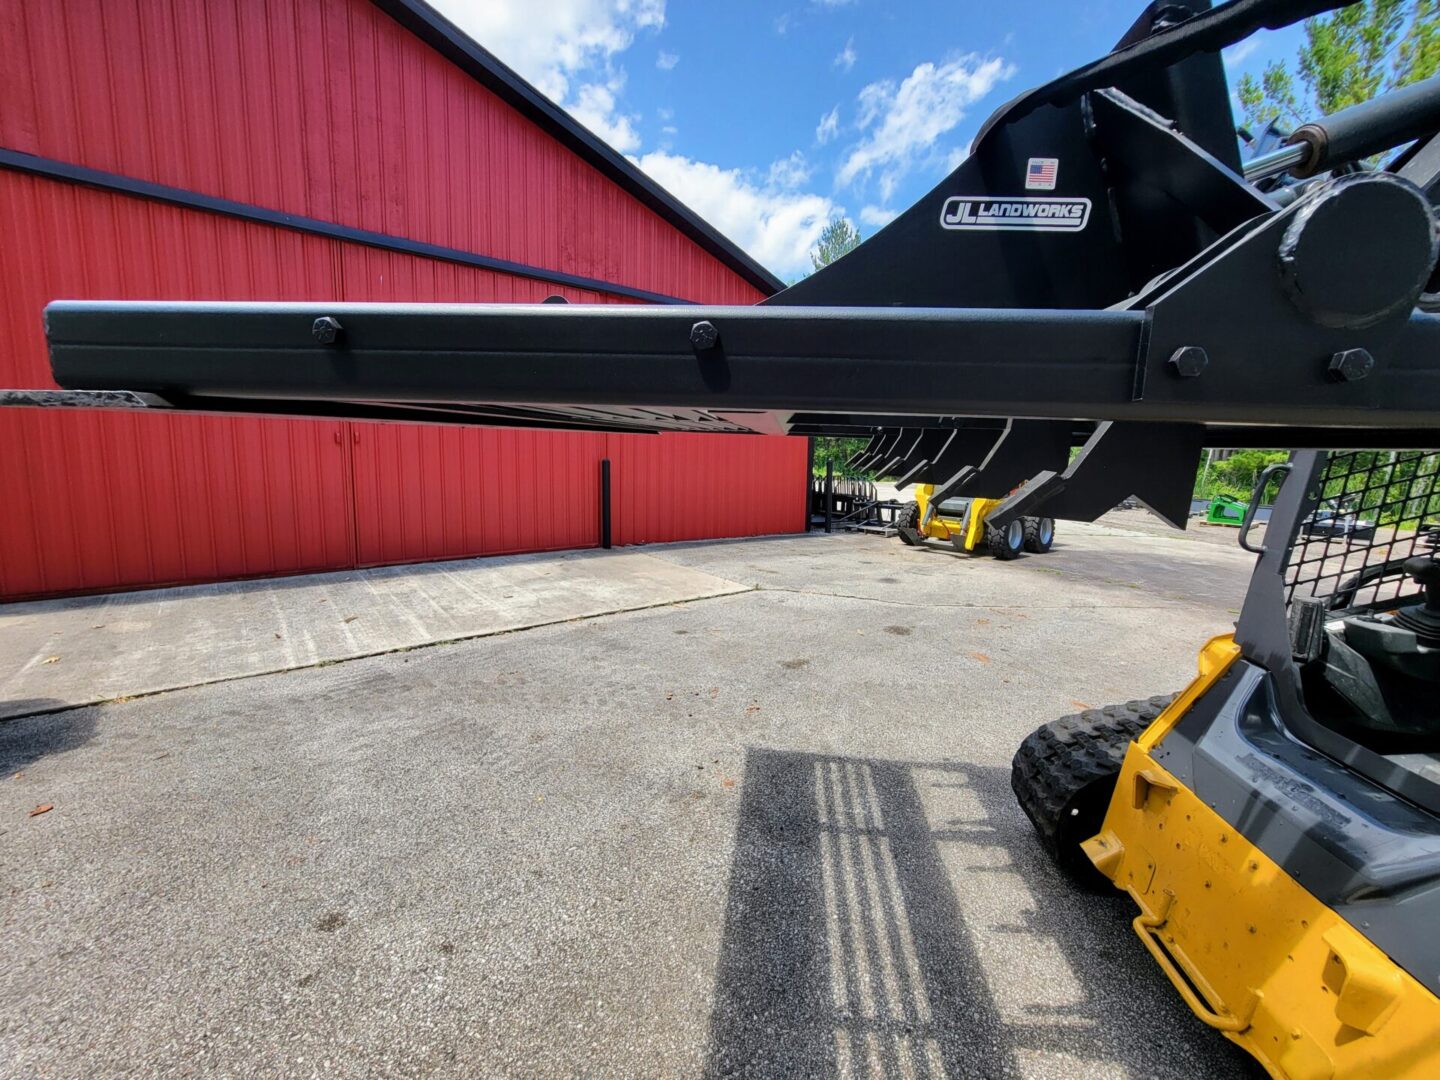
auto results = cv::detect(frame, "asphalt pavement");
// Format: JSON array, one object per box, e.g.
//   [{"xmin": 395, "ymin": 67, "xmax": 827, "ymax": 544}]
[{"xmin": 1, "ymin": 520, "xmax": 1265, "ymax": 1079}]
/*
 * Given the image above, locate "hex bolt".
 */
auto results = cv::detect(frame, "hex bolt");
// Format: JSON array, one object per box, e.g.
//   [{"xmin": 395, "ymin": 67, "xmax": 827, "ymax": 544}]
[
  {"xmin": 312, "ymin": 316, "xmax": 343, "ymax": 345},
  {"xmin": 1328, "ymin": 348, "xmax": 1374, "ymax": 382},
  {"xmin": 690, "ymin": 320, "xmax": 719, "ymax": 351},
  {"xmin": 1167, "ymin": 346, "xmax": 1208, "ymax": 378}
]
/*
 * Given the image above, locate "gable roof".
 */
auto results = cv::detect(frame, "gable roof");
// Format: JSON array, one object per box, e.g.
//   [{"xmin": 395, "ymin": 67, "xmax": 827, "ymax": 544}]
[{"xmin": 371, "ymin": 0, "xmax": 784, "ymax": 296}]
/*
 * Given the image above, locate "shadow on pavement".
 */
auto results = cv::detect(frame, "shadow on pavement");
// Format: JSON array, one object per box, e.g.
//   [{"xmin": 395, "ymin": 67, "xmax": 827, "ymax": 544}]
[
  {"xmin": 0, "ymin": 702, "xmax": 96, "ymax": 773},
  {"xmin": 705, "ymin": 747, "xmax": 1261, "ymax": 1079}
]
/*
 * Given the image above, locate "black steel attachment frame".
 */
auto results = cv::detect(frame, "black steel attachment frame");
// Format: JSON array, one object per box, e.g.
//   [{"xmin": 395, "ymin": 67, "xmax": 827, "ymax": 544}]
[{"xmin": 14, "ymin": 0, "xmax": 1440, "ymax": 535}]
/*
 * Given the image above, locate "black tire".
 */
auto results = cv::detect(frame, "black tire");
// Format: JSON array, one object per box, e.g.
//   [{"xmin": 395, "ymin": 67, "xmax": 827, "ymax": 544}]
[
  {"xmin": 1023, "ymin": 516, "xmax": 1055, "ymax": 554},
  {"xmin": 895, "ymin": 501, "xmax": 920, "ymax": 531},
  {"xmin": 986, "ymin": 517, "xmax": 1025, "ymax": 560},
  {"xmin": 1011, "ymin": 695, "xmax": 1177, "ymax": 890}
]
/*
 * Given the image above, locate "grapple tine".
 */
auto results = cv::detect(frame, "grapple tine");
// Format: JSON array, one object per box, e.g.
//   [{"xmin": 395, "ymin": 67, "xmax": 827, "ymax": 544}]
[
  {"xmin": 927, "ymin": 420, "xmax": 1072, "ymax": 507},
  {"xmin": 895, "ymin": 430, "xmax": 953, "ymax": 489},
  {"xmin": 873, "ymin": 428, "xmax": 928, "ymax": 479},
  {"xmin": 897, "ymin": 425, "xmax": 1004, "ymax": 490},
  {"xmin": 887, "ymin": 428, "xmax": 950, "ymax": 486},
  {"xmin": 854, "ymin": 427, "xmax": 905, "ymax": 472},
  {"xmin": 847, "ymin": 435, "xmax": 883, "ymax": 472},
  {"xmin": 923, "ymin": 466, "xmax": 976, "ymax": 526},
  {"xmin": 987, "ymin": 421, "xmax": 1204, "ymax": 528},
  {"xmin": 845, "ymin": 431, "xmax": 883, "ymax": 470}
]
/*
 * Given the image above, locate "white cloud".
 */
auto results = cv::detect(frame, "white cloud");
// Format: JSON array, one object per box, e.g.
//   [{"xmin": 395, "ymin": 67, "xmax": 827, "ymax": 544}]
[
  {"xmin": 767, "ymin": 151, "xmax": 812, "ymax": 189},
  {"xmin": 434, "ymin": 0, "xmax": 665, "ymax": 104},
  {"xmin": 1223, "ymin": 38, "xmax": 1260, "ymax": 69},
  {"xmin": 631, "ymin": 151, "xmax": 842, "ymax": 277},
  {"xmin": 432, "ymin": 0, "xmax": 663, "ymax": 154},
  {"xmin": 432, "ymin": 0, "xmax": 841, "ymax": 278},
  {"xmin": 834, "ymin": 37, "xmax": 857, "ymax": 72},
  {"xmin": 656, "ymin": 50, "xmax": 679, "ymax": 70},
  {"xmin": 859, "ymin": 205, "xmax": 898, "ymax": 227},
  {"xmin": 569, "ymin": 80, "xmax": 642, "ymax": 152},
  {"xmin": 838, "ymin": 54, "xmax": 1015, "ymax": 199},
  {"xmin": 815, "ymin": 105, "xmax": 841, "ymax": 145}
]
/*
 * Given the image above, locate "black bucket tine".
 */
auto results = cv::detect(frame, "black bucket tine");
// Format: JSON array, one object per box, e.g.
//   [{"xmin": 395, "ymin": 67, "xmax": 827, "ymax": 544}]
[
  {"xmin": 987, "ymin": 422, "xmax": 1204, "ymax": 529},
  {"xmin": 915, "ymin": 423, "xmax": 1013, "ymax": 503},
  {"xmin": 879, "ymin": 428, "xmax": 934, "ymax": 481},
  {"xmin": 894, "ymin": 460, "xmax": 932, "ymax": 490},
  {"xmin": 892, "ymin": 428, "xmax": 954, "ymax": 488},
  {"xmin": 925, "ymin": 464, "xmax": 978, "ymax": 511},
  {"xmin": 874, "ymin": 428, "xmax": 924, "ymax": 479},
  {"xmin": 849, "ymin": 429, "xmax": 890, "ymax": 471},
  {"xmin": 845, "ymin": 431, "xmax": 883, "ymax": 469},
  {"xmin": 935, "ymin": 419, "xmax": 1073, "ymax": 503},
  {"xmin": 855, "ymin": 427, "xmax": 905, "ymax": 472},
  {"xmin": 903, "ymin": 424, "xmax": 1006, "ymax": 488},
  {"xmin": 896, "ymin": 429, "xmax": 956, "ymax": 489}
]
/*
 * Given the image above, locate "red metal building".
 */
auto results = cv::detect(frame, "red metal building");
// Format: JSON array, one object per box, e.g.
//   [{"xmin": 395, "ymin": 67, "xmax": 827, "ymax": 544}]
[{"xmin": 0, "ymin": 0, "xmax": 807, "ymax": 600}]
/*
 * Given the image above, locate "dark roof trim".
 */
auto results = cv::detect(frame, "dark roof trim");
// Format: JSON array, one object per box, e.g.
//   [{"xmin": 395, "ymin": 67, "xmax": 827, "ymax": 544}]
[
  {"xmin": 369, "ymin": 0, "xmax": 784, "ymax": 297},
  {"xmin": 0, "ymin": 148, "xmax": 690, "ymax": 305}
]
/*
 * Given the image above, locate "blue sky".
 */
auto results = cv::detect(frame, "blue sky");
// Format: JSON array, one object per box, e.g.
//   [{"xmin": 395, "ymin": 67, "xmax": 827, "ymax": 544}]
[{"xmin": 433, "ymin": 0, "xmax": 1305, "ymax": 278}]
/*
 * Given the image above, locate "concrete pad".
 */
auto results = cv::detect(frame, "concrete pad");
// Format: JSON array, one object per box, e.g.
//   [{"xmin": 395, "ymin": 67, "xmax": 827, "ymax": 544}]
[
  {"xmin": 0, "ymin": 527, "xmax": 1260, "ymax": 1079},
  {"xmin": 654, "ymin": 516, "xmax": 1255, "ymax": 618},
  {"xmin": 0, "ymin": 550, "xmax": 748, "ymax": 719}
]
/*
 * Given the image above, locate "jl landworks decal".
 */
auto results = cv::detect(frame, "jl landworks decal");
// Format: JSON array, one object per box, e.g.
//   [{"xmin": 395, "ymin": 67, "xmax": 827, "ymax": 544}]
[{"xmin": 940, "ymin": 196, "xmax": 1090, "ymax": 232}]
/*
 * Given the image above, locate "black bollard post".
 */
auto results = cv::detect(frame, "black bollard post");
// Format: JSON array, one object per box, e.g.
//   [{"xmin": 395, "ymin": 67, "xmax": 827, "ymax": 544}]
[
  {"xmin": 601, "ymin": 458, "xmax": 612, "ymax": 549},
  {"xmin": 825, "ymin": 460, "xmax": 833, "ymax": 534}
]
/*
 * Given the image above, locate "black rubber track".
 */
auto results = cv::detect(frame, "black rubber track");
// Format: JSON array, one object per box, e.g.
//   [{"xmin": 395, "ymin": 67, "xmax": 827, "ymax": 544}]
[{"xmin": 1011, "ymin": 695, "xmax": 1178, "ymax": 889}]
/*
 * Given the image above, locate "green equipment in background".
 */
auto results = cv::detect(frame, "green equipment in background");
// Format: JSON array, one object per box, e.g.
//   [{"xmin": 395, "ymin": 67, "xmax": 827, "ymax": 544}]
[{"xmin": 1204, "ymin": 494, "xmax": 1247, "ymax": 527}]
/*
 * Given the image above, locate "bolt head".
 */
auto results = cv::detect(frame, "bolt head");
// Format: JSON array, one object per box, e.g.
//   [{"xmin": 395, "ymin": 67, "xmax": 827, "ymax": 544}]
[
  {"xmin": 690, "ymin": 320, "xmax": 719, "ymax": 351},
  {"xmin": 1167, "ymin": 346, "xmax": 1208, "ymax": 378},
  {"xmin": 312, "ymin": 316, "xmax": 343, "ymax": 345},
  {"xmin": 1328, "ymin": 348, "xmax": 1374, "ymax": 382}
]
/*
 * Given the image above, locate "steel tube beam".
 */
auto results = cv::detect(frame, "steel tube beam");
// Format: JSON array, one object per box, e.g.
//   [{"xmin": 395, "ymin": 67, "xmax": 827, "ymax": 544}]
[
  {"xmin": 44, "ymin": 300, "xmax": 1440, "ymax": 430},
  {"xmin": 46, "ymin": 301, "xmax": 1141, "ymax": 415}
]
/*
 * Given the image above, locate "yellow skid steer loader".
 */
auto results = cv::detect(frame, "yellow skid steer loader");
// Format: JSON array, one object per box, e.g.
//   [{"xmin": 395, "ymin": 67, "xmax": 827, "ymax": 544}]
[{"xmin": 894, "ymin": 484, "xmax": 1055, "ymax": 559}]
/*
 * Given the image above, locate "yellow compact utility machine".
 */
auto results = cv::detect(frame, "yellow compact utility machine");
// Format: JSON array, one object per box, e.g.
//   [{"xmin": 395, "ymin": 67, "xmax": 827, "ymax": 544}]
[
  {"xmin": 894, "ymin": 484, "xmax": 1055, "ymax": 559},
  {"xmin": 1013, "ymin": 450, "xmax": 1440, "ymax": 1078}
]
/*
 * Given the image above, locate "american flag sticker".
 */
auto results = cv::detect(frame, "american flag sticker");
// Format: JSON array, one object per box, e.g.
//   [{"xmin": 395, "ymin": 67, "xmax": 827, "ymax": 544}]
[{"xmin": 1026, "ymin": 157, "xmax": 1059, "ymax": 190}]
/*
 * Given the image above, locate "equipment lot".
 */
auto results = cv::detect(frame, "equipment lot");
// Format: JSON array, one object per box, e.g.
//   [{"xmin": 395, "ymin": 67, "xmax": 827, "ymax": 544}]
[{"xmin": 1, "ymin": 518, "xmax": 1263, "ymax": 1079}]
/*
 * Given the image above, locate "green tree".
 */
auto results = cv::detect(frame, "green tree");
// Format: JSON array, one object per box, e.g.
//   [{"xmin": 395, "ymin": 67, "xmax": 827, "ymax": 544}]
[
  {"xmin": 811, "ymin": 216, "xmax": 862, "ymax": 271},
  {"xmin": 808, "ymin": 219, "xmax": 868, "ymax": 474},
  {"xmin": 1319, "ymin": 451, "xmax": 1440, "ymax": 525},
  {"xmin": 812, "ymin": 436, "xmax": 871, "ymax": 476},
  {"xmin": 1194, "ymin": 450, "xmax": 1290, "ymax": 501},
  {"xmin": 1237, "ymin": 0, "xmax": 1440, "ymax": 128}
]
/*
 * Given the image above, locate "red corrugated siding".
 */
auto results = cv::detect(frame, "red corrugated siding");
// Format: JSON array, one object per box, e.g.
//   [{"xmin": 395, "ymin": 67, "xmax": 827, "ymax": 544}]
[
  {"xmin": 0, "ymin": 408, "xmax": 357, "ymax": 597},
  {"xmin": 351, "ymin": 426, "xmax": 609, "ymax": 565},
  {"xmin": 604, "ymin": 433, "xmax": 810, "ymax": 546},
  {"xmin": 0, "ymin": 172, "xmax": 622, "ymax": 597},
  {"xmin": 0, "ymin": 0, "xmax": 759, "ymax": 305},
  {"xmin": 0, "ymin": 0, "xmax": 805, "ymax": 601}
]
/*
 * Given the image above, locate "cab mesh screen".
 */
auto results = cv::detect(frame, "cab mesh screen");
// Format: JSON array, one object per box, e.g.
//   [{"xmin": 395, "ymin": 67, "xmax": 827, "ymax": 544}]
[{"xmin": 1284, "ymin": 451, "xmax": 1440, "ymax": 612}]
